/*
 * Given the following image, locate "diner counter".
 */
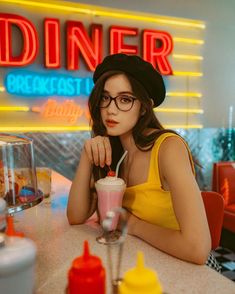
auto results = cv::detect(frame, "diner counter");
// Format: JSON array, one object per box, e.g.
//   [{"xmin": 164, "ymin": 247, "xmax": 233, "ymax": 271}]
[{"xmin": 14, "ymin": 171, "xmax": 235, "ymax": 294}]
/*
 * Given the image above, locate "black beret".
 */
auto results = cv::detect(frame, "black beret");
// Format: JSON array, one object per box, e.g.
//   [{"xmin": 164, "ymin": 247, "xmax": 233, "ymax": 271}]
[{"xmin": 93, "ymin": 53, "xmax": 166, "ymax": 107}]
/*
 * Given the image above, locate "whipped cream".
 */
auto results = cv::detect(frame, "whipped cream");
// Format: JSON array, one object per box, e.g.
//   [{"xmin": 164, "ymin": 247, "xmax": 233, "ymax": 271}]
[{"xmin": 96, "ymin": 176, "xmax": 125, "ymax": 186}]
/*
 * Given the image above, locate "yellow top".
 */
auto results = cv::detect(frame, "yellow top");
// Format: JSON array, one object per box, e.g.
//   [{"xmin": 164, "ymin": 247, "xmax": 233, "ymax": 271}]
[{"xmin": 122, "ymin": 133, "xmax": 195, "ymax": 230}]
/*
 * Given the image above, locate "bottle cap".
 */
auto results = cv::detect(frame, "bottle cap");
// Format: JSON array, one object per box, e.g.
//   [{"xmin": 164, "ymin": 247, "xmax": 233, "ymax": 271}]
[
  {"xmin": 68, "ymin": 240, "xmax": 105, "ymax": 294},
  {"xmin": 5, "ymin": 215, "xmax": 24, "ymax": 237},
  {"xmin": 119, "ymin": 251, "xmax": 163, "ymax": 294}
]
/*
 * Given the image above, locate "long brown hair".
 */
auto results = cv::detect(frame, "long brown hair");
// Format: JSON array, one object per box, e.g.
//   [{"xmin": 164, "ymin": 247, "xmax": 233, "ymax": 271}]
[{"xmin": 88, "ymin": 70, "xmax": 177, "ymax": 180}]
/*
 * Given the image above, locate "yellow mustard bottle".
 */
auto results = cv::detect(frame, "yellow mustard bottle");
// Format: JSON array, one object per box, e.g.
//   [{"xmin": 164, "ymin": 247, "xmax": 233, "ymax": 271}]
[{"xmin": 118, "ymin": 251, "xmax": 163, "ymax": 294}]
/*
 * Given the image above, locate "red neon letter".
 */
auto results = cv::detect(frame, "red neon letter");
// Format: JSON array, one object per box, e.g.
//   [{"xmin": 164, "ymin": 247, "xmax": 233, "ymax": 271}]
[
  {"xmin": 109, "ymin": 26, "xmax": 138, "ymax": 55},
  {"xmin": 143, "ymin": 30, "xmax": 173, "ymax": 75},
  {"xmin": 67, "ymin": 21, "xmax": 102, "ymax": 71},
  {"xmin": 44, "ymin": 18, "xmax": 60, "ymax": 68},
  {"xmin": 0, "ymin": 13, "xmax": 38, "ymax": 66}
]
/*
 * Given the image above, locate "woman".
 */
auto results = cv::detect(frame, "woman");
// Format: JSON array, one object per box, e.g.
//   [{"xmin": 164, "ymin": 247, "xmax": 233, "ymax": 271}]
[{"xmin": 67, "ymin": 54, "xmax": 220, "ymax": 270}]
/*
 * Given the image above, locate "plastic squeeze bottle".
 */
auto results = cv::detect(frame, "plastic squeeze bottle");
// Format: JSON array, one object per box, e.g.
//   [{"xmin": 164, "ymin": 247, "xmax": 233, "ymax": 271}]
[
  {"xmin": 118, "ymin": 251, "xmax": 163, "ymax": 294},
  {"xmin": 68, "ymin": 240, "xmax": 106, "ymax": 294},
  {"xmin": 0, "ymin": 219, "xmax": 37, "ymax": 294}
]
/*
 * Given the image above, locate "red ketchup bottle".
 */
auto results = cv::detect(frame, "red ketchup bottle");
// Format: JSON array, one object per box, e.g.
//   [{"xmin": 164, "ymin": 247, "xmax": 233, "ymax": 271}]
[{"xmin": 68, "ymin": 240, "xmax": 106, "ymax": 294}]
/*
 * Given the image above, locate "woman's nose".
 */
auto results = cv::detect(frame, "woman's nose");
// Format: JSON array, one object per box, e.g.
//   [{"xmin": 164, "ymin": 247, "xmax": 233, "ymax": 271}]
[{"xmin": 107, "ymin": 99, "xmax": 118, "ymax": 113}]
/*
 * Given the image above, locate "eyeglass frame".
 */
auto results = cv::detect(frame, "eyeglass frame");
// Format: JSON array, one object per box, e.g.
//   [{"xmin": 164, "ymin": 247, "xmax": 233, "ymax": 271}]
[{"xmin": 99, "ymin": 94, "xmax": 137, "ymax": 112}]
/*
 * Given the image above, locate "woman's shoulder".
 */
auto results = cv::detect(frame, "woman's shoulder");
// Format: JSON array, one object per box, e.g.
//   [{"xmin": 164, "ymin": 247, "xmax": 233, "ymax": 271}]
[
  {"xmin": 158, "ymin": 134, "xmax": 188, "ymax": 153},
  {"xmin": 156, "ymin": 132, "xmax": 195, "ymax": 174},
  {"xmin": 152, "ymin": 131, "xmax": 182, "ymax": 149},
  {"xmin": 143, "ymin": 129, "xmax": 187, "ymax": 155},
  {"xmin": 152, "ymin": 131, "xmax": 192, "ymax": 162}
]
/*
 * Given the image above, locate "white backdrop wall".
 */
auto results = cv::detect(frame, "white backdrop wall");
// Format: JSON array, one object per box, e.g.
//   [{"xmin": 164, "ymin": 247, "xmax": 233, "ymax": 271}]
[{"xmin": 67, "ymin": 0, "xmax": 235, "ymax": 128}]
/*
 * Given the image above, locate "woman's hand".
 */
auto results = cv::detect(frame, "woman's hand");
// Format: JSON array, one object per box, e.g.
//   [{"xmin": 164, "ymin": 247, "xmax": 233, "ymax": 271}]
[{"xmin": 84, "ymin": 136, "xmax": 112, "ymax": 168}]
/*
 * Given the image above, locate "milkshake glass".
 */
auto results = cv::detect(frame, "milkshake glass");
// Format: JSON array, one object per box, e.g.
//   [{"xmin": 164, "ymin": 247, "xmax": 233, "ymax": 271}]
[{"xmin": 95, "ymin": 175, "xmax": 126, "ymax": 244}]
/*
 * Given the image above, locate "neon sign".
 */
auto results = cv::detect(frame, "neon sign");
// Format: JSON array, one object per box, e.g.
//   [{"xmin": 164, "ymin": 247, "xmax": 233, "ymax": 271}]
[
  {"xmin": 44, "ymin": 18, "xmax": 61, "ymax": 68},
  {"xmin": 0, "ymin": 13, "xmax": 38, "ymax": 66},
  {"xmin": 0, "ymin": 13, "xmax": 173, "ymax": 75},
  {"xmin": 5, "ymin": 71, "xmax": 94, "ymax": 97},
  {"xmin": 67, "ymin": 21, "xmax": 103, "ymax": 71},
  {"xmin": 32, "ymin": 99, "xmax": 89, "ymax": 124},
  {"xmin": 110, "ymin": 26, "xmax": 138, "ymax": 55}
]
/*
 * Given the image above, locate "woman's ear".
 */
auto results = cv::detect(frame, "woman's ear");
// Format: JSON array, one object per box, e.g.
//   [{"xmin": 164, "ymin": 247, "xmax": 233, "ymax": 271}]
[{"xmin": 150, "ymin": 99, "xmax": 154, "ymax": 107}]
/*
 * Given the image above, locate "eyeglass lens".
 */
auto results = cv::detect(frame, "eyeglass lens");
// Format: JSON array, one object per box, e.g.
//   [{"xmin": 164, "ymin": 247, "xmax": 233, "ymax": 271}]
[{"xmin": 100, "ymin": 95, "xmax": 136, "ymax": 111}]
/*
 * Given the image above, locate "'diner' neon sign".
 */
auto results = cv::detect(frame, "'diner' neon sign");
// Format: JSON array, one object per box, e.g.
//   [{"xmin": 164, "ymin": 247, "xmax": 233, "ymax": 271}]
[{"xmin": 0, "ymin": 13, "xmax": 173, "ymax": 75}]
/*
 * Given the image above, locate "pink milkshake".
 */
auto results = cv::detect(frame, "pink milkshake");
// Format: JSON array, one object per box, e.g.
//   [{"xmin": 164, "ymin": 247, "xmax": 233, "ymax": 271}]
[{"xmin": 95, "ymin": 175, "xmax": 126, "ymax": 231}]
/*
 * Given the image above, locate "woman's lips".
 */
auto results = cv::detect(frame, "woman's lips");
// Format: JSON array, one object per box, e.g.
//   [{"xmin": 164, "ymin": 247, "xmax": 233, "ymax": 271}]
[{"xmin": 106, "ymin": 119, "xmax": 119, "ymax": 128}]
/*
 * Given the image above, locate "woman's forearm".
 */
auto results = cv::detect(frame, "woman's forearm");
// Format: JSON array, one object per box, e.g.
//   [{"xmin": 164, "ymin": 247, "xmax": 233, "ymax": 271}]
[
  {"xmin": 132, "ymin": 219, "xmax": 211, "ymax": 265},
  {"xmin": 67, "ymin": 149, "xmax": 93, "ymax": 224}
]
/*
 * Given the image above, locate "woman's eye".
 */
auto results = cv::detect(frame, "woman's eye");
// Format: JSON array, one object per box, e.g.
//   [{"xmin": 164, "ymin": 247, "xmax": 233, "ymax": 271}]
[
  {"xmin": 120, "ymin": 96, "xmax": 133, "ymax": 103},
  {"xmin": 101, "ymin": 95, "xmax": 110, "ymax": 101}
]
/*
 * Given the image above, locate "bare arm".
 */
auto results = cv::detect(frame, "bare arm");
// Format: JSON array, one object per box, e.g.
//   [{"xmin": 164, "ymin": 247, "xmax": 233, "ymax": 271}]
[
  {"xmin": 128, "ymin": 137, "xmax": 211, "ymax": 264},
  {"xmin": 67, "ymin": 136, "xmax": 112, "ymax": 224}
]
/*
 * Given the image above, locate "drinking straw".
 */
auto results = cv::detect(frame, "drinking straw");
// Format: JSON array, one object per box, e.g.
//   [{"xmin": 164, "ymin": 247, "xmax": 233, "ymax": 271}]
[{"xmin": 115, "ymin": 150, "xmax": 128, "ymax": 177}]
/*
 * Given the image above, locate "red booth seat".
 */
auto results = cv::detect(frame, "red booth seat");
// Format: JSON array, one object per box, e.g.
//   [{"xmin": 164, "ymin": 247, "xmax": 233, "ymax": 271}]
[
  {"xmin": 212, "ymin": 162, "xmax": 235, "ymax": 233},
  {"xmin": 201, "ymin": 191, "xmax": 224, "ymax": 249}
]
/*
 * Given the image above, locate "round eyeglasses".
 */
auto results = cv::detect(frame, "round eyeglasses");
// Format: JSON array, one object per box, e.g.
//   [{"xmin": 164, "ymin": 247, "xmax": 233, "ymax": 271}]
[{"xmin": 99, "ymin": 94, "xmax": 137, "ymax": 112}]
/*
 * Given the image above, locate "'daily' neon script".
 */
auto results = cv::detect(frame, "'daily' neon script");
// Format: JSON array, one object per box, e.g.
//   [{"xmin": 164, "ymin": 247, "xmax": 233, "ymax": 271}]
[
  {"xmin": 32, "ymin": 99, "xmax": 90, "ymax": 124},
  {"xmin": 5, "ymin": 71, "xmax": 94, "ymax": 97}
]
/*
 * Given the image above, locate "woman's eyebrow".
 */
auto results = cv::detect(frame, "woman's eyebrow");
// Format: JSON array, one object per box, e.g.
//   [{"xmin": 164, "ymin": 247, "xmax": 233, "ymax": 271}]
[{"xmin": 102, "ymin": 90, "xmax": 134, "ymax": 95}]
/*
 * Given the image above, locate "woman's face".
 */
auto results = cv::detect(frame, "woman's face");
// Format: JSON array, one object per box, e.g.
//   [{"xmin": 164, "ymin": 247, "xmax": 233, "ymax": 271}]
[{"xmin": 100, "ymin": 74, "xmax": 142, "ymax": 136}]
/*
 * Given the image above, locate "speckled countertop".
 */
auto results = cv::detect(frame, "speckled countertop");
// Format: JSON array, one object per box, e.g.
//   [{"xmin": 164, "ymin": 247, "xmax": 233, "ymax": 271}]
[{"xmin": 14, "ymin": 171, "xmax": 235, "ymax": 294}]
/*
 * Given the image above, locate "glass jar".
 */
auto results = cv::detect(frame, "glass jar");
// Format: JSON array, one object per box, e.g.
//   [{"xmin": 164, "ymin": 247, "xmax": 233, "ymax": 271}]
[{"xmin": 0, "ymin": 134, "xmax": 43, "ymax": 214}]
